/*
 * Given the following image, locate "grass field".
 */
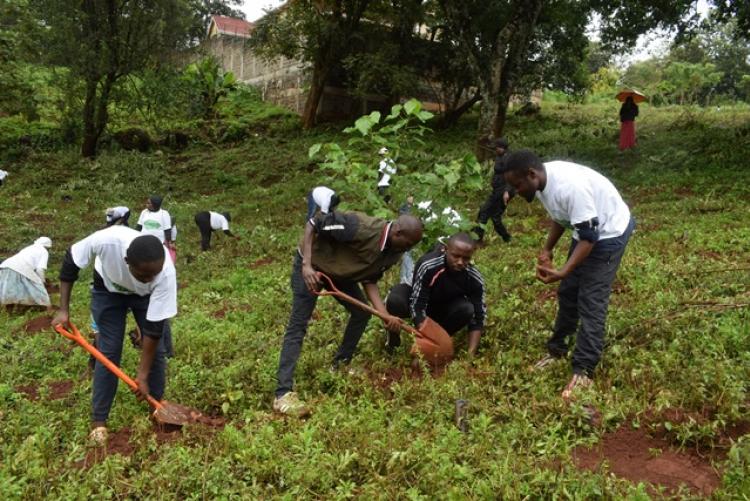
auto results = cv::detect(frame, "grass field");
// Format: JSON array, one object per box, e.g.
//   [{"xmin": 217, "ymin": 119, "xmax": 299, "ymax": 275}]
[{"xmin": 1, "ymin": 100, "xmax": 749, "ymax": 499}]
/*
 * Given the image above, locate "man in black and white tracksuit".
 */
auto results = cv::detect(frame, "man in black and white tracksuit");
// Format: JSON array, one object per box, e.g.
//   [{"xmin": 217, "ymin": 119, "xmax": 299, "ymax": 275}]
[
  {"xmin": 503, "ymin": 150, "xmax": 635, "ymax": 400},
  {"xmin": 385, "ymin": 232, "xmax": 486, "ymax": 356}
]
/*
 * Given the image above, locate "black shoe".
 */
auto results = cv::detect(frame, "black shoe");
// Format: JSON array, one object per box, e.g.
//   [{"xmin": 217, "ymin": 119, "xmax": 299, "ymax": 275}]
[
  {"xmin": 385, "ymin": 330, "xmax": 401, "ymax": 354},
  {"xmin": 501, "ymin": 234, "xmax": 512, "ymax": 243}
]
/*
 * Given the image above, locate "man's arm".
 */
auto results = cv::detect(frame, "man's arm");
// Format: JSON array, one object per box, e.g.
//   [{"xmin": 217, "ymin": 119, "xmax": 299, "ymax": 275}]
[
  {"xmin": 52, "ymin": 248, "xmax": 82, "ymax": 328},
  {"xmin": 466, "ymin": 269, "xmax": 486, "ymax": 357},
  {"xmin": 133, "ymin": 321, "xmax": 163, "ymax": 400},
  {"xmin": 301, "ymin": 221, "xmax": 319, "ymax": 292},
  {"xmin": 539, "ymin": 221, "xmax": 565, "ymax": 265},
  {"xmin": 363, "ymin": 282, "xmax": 401, "ymax": 331},
  {"xmin": 467, "ymin": 330, "xmax": 481, "ymax": 357},
  {"xmin": 537, "ymin": 218, "xmax": 598, "ymax": 284}
]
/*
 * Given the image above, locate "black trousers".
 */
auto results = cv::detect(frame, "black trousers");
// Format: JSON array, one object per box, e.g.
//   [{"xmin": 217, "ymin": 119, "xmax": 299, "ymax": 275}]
[
  {"xmin": 275, "ymin": 254, "xmax": 371, "ymax": 397},
  {"xmin": 547, "ymin": 218, "xmax": 635, "ymax": 377},
  {"xmin": 475, "ymin": 190, "xmax": 509, "ymax": 240},
  {"xmin": 194, "ymin": 212, "xmax": 213, "ymax": 251},
  {"xmin": 386, "ymin": 283, "xmax": 473, "ymax": 335}
]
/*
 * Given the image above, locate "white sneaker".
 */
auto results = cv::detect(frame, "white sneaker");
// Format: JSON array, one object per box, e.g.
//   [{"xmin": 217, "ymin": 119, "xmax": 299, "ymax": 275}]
[
  {"xmin": 531, "ymin": 353, "xmax": 561, "ymax": 371},
  {"xmin": 273, "ymin": 392, "xmax": 311, "ymax": 418},
  {"xmin": 88, "ymin": 426, "xmax": 108, "ymax": 447},
  {"xmin": 561, "ymin": 374, "xmax": 593, "ymax": 400}
]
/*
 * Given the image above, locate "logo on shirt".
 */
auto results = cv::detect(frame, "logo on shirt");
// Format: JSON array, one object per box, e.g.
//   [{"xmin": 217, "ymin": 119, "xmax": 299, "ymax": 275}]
[
  {"xmin": 143, "ymin": 220, "xmax": 162, "ymax": 230},
  {"xmin": 112, "ymin": 282, "xmax": 134, "ymax": 293}
]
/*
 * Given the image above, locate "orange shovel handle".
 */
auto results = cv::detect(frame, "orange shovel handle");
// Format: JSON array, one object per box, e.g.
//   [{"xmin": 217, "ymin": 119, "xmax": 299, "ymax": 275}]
[
  {"xmin": 54, "ymin": 322, "xmax": 163, "ymax": 410},
  {"xmin": 314, "ymin": 272, "xmax": 423, "ymax": 338}
]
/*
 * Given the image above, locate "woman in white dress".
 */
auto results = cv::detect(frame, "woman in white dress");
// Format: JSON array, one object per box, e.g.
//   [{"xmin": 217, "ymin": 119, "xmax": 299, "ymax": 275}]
[{"xmin": 0, "ymin": 237, "xmax": 52, "ymax": 307}]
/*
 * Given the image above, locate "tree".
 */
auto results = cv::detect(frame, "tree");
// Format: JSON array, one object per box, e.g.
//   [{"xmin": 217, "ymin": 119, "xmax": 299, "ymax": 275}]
[
  {"xmin": 250, "ymin": 0, "xmax": 373, "ymax": 129},
  {"xmin": 33, "ymin": 0, "xmax": 192, "ymax": 157}
]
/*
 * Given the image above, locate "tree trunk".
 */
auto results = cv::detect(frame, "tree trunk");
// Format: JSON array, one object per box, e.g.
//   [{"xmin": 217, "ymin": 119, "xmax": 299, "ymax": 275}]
[
  {"xmin": 81, "ymin": 77, "xmax": 100, "ymax": 158},
  {"xmin": 437, "ymin": 90, "xmax": 481, "ymax": 129},
  {"xmin": 302, "ymin": 62, "xmax": 328, "ymax": 129}
]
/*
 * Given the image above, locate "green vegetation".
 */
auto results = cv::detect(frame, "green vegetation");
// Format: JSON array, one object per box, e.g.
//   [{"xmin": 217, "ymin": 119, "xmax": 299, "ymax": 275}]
[{"xmin": 1, "ymin": 98, "xmax": 749, "ymax": 498}]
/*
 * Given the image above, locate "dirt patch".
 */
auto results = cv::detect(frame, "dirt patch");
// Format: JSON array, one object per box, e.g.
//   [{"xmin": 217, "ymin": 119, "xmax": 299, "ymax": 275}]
[
  {"xmin": 249, "ymin": 257, "xmax": 274, "ymax": 269},
  {"xmin": 646, "ymin": 407, "xmax": 750, "ymax": 456},
  {"xmin": 76, "ymin": 424, "xmax": 182, "ymax": 468},
  {"xmin": 212, "ymin": 306, "xmax": 228, "ymax": 319},
  {"xmin": 23, "ymin": 315, "xmax": 52, "ymax": 333},
  {"xmin": 698, "ymin": 250, "xmax": 722, "ymax": 260},
  {"xmin": 178, "ymin": 281, "xmax": 189, "ymax": 289},
  {"xmin": 15, "ymin": 383, "xmax": 39, "ymax": 401},
  {"xmin": 367, "ymin": 367, "xmax": 422, "ymax": 396},
  {"xmin": 47, "ymin": 380, "xmax": 74, "ymax": 400},
  {"xmin": 674, "ymin": 186, "xmax": 695, "ymax": 198},
  {"xmin": 573, "ymin": 426, "xmax": 720, "ymax": 497}
]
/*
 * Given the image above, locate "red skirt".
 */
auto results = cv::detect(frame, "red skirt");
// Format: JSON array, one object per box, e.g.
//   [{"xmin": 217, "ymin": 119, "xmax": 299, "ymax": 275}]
[{"xmin": 619, "ymin": 120, "xmax": 636, "ymax": 150}]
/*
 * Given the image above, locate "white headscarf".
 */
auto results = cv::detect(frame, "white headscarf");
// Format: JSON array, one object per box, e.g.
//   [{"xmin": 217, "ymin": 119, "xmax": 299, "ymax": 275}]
[{"xmin": 34, "ymin": 237, "xmax": 52, "ymax": 248}]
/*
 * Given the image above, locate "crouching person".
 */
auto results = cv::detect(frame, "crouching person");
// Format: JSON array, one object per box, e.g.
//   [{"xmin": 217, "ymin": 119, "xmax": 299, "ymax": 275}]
[
  {"xmin": 273, "ymin": 211, "xmax": 423, "ymax": 417},
  {"xmin": 52, "ymin": 227, "xmax": 177, "ymax": 445},
  {"xmin": 385, "ymin": 232, "xmax": 486, "ymax": 357}
]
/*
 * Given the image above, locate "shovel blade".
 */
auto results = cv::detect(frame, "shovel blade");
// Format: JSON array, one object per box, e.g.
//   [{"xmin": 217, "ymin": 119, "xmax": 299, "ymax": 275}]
[
  {"xmin": 411, "ymin": 317, "xmax": 454, "ymax": 368},
  {"xmin": 153, "ymin": 401, "xmax": 226, "ymax": 427}
]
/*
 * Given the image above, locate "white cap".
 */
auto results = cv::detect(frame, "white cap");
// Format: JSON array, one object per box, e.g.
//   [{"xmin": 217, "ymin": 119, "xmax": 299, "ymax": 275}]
[
  {"xmin": 106, "ymin": 206, "xmax": 130, "ymax": 223},
  {"xmin": 378, "ymin": 147, "xmax": 389, "ymax": 155},
  {"xmin": 35, "ymin": 237, "xmax": 52, "ymax": 248}
]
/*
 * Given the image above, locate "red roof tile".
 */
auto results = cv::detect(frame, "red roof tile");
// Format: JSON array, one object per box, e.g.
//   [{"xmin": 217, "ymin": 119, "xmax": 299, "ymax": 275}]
[{"xmin": 211, "ymin": 15, "xmax": 254, "ymax": 37}]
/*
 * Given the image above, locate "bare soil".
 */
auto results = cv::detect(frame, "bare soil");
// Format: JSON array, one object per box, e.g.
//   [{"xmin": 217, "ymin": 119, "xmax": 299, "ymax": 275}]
[
  {"xmin": 23, "ymin": 315, "xmax": 52, "ymax": 333},
  {"xmin": 47, "ymin": 380, "xmax": 74, "ymax": 400},
  {"xmin": 249, "ymin": 257, "xmax": 274, "ymax": 269},
  {"xmin": 573, "ymin": 426, "xmax": 720, "ymax": 496},
  {"xmin": 15, "ymin": 383, "xmax": 39, "ymax": 401}
]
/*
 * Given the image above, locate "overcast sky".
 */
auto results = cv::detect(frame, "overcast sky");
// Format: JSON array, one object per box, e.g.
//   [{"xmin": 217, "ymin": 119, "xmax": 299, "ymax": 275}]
[
  {"xmin": 240, "ymin": 0, "xmax": 710, "ymax": 65},
  {"xmin": 241, "ymin": 0, "xmax": 285, "ymax": 22}
]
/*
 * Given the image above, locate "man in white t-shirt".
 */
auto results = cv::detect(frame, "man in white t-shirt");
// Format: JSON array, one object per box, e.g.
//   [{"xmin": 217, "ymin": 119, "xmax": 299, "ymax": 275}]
[
  {"xmin": 377, "ymin": 147, "xmax": 396, "ymax": 203},
  {"xmin": 503, "ymin": 150, "xmax": 635, "ymax": 400},
  {"xmin": 193, "ymin": 211, "xmax": 237, "ymax": 251},
  {"xmin": 0, "ymin": 169, "xmax": 7, "ymax": 186},
  {"xmin": 53, "ymin": 227, "xmax": 177, "ymax": 445}
]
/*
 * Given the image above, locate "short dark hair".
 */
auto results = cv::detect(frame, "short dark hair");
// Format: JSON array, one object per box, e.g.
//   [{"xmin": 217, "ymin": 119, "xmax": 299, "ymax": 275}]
[
  {"xmin": 222, "ymin": 212, "xmax": 231, "ymax": 222},
  {"xmin": 126, "ymin": 235, "xmax": 165, "ymax": 265},
  {"xmin": 503, "ymin": 149, "xmax": 544, "ymax": 175},
  {"xmin": 447, "ymin": 232, "xmax": 476, "ymax": 248}
]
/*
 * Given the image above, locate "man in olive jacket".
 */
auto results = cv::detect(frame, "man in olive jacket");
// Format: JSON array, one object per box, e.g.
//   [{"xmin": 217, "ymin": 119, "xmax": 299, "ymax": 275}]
[{"xmin": 273, "ymin": 210, "xmax": 423, "ymax": 417}]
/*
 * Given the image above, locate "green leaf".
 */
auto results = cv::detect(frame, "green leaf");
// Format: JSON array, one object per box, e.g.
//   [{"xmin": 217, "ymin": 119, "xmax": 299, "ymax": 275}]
[
  {"xmin": 354, "ymin": 116, "xmax": 373, "ymax": 136},
  {"xmin": 404, "ymin": 99, "xmax": 421, "ymax": 115},
  {"xmin": 387, "ymin": 104, "xmax": 403, "ymax": 120},
  {"xmin": 368, "ymin": 111, "xmax": 381, "ymax": 124},
  {"xmin": 417, "ymin": 110, "xmax": 434, "ymax": 122},
  {"xmin": 308, "ymin": 143, "xmax": 322, "ymax": 159}
]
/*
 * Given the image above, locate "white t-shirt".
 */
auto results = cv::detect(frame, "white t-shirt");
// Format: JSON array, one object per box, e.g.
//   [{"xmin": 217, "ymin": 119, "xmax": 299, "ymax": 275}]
[
  {"xmin": 0, "ymin": 244, "xmax": 48, "ymax": 284},
  {"xmin": 137, "ymin": 208, "xmax": 172, "ymax": 243},
  {"xmin": 71, "ymin": 226, "xmax": 177, "ymax": 322},
  {"xmin": 311, "ymin": 186, "xmax": 336, "ymax": 213},
  {"xmin": 537, "ymin": 161, "xmax": 631, "ymax": 241},
  {"xmin": 0, "ymin": 170, "xmax": 7, "ymax": 182},
  {"xmin": 378, "ymin": 158, "xmax": 397, "ymax": 187},
  {"xmin": 209, "ymin": 212, "xmax": 230, "ymax": 231}
]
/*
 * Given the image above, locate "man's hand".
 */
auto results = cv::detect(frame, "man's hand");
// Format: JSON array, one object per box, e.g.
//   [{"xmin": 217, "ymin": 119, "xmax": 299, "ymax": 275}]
[
  {"xmin": 503, "ymin": 191, "xmax": 511, "ymax": 205},
  {"xmin": 52, "ymin": 308, "xmax": 70, "ymax": 329},
  {"xmin": 536, "ymin": 264, "xmax": 565, "ymax": 284},
  {"xmin": 381, "ymin": 314, "xmax": 402, "ymax": 332},
  {"xmin": 537, "ymin": 249, "xmax": 553, "ymax": 266},
  {"xmin": 302, "ymin": 264, "xmax": 320, "ymax": 292},
  {"xmin": 133, "ymin": 375, "xmax": 150, "ymax": 401}
]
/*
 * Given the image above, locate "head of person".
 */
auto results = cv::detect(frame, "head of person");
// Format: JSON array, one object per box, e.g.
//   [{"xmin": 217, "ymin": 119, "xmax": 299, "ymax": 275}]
[
  {"xmin": 494, "ymin": 137, "xmax": 509, "ymax": 156},
  {"xmin": 503, "ymin": 149, "xmax": 546, "ymax": 203},
  {"xmin": 222, "ymin": 212, "xmax": 231, "ymax": 222},
  {"xmin": 379, "ymin": 147, "xmax": 389, "ymax": 157},
  {"xmin": 388, "ymin": 214, "xmax": 423, "ymax": 252},
  {"xmin": 106, "ymin": 207, "xmax": 130, "ymax": 227},
  {"xmin": 35, "ymin": 236, "xmax": 52, "ymax": 249},
  {"xmin": 125, "ymin": 235, "xmax": 165, "ymax": 283},
  {"xmin": 146, "ymin": 195, "xmax": 163, "ymax": 212},
  {"xmin": 444, "ymin": 232, "xmax": 476, "ymax": 272}
]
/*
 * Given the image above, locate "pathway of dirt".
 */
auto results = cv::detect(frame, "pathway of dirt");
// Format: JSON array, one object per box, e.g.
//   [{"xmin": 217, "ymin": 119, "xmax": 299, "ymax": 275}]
[
  {"xmin": 249, "ymin": 257, "xmax": 274, "ymax": 269},
  {"xmin": 573, "ymin": 426, "xmax": 720, "ymax": 496}
]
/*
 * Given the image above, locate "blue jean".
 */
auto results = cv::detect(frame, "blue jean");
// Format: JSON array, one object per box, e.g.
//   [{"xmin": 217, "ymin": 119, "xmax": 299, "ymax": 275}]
[
  {"xmin": 399, "ymin": 251, "xmax": 414, "ymax": 286},
  {"xmin": 547, "ymin": 217, "xmax": 635, "ymax": 377},
  {"xmin": 90, "ymin": 288, "xmax": 169, "ymax": 422},
  {"xmin": 275, "ymin": 253, "xmax": 371, "ymax": 397}
]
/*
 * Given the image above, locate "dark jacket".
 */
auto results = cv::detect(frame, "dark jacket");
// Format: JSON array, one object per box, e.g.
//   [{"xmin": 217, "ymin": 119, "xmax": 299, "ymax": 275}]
[
  {"xmin": 410, "ymin": 250, "xmax": 486, "ymax": 331},
  {"xmin": 301, "ymin": 211, "xmax": 404, "ymax": 284},
  {"xmin": 620, "ymin": 101, "xmax": 639, "ymax": 122}
]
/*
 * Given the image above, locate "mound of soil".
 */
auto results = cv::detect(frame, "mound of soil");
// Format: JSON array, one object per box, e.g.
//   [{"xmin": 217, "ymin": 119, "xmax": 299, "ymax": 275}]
[
  {"xmin": 47, "ymin": 380, "xmax": 74, "ymax": 400},
  {"xmin": 212, "ymin": 306, "xmax": 228, "ymax": 319},
  {"xmin": 76, "ymin": 425, "xmax": 181, "ymax": 468},
  {"xmin": 573, "ymin": 426, "xmax": 720, "ymax": 496},
  {"xmin": 23, "ymin": 315, "xmax": 52, "ymax": 333},
  {"xmin": 15, "ymin": 383, "xmax": 39, "ymax": 401},
  {"xmin": 249, "ymin": 257, "xmax": 274, "ymax": 269}
]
